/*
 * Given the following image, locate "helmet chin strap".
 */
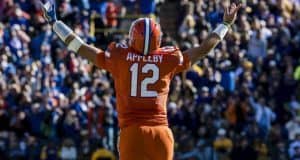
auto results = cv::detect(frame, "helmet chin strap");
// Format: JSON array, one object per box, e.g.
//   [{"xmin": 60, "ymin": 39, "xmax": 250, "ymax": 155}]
[{"xmin": 143, "ymin": 18, "xmax": 151, "ymax": 55}]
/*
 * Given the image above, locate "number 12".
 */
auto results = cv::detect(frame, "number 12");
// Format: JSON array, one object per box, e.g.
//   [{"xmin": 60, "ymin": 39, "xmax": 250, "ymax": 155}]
[{"xmin": 130, "ymin": 63, "xmax": 159, "ymax": 97}]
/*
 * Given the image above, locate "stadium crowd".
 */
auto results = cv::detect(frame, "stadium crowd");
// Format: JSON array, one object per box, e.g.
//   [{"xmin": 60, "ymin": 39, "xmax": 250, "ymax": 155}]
[{"xmin": 0, "ymin": 0, "xmax": 300, "ymax": 159}]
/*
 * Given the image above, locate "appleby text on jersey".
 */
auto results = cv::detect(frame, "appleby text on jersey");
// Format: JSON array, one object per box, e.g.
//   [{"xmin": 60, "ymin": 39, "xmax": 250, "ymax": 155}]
[{"xmin": 126, "ymin": 52, "xmax": 163, "ymax": 63}]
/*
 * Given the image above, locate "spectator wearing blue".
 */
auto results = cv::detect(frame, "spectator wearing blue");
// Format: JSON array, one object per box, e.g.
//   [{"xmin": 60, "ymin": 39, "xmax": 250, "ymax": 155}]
[
  {"xmin": 289, "ymin": 134, "xmax": 300, "ymax": 160},
  {"xmin": 249, "ymin": 96, "xmax": 276, "ymax": 140},
  {"xmin": 247, "ymin": 29, "xmax": 268, "ymax": 60},
  {"xmin": 219, "ymin": 60, "xmax": 236, "ymax": 93},
  {"xmin": 139, "ymin": 0, "xmax": 156, "ymax": 15}
]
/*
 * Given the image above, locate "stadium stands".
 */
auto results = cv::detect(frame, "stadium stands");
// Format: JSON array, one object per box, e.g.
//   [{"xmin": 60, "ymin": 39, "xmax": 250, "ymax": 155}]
[{"xmin": 0, "ymin": 0, "xmax": 300, "ymax": 159}]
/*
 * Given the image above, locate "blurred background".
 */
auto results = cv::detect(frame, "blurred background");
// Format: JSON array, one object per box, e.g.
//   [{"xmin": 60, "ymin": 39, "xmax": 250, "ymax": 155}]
[{"xmin": 0, "ymin": 0, "xmax": 300, "ymax": 160}]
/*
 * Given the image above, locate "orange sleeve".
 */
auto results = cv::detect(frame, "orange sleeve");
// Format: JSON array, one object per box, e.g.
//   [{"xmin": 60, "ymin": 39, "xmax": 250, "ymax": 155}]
[
  {"xmin": 95, "ymin": 42, "xmax": 117, "ymax": 74},
  {"xmin": 174, "ymin": 51, "xmax": 191, "ymax": 74}
]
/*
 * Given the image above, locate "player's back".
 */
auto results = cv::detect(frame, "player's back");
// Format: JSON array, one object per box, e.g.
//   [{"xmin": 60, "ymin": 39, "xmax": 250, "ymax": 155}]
[{"xmin": 98, "ymin": 42, "xmax": 190, "ymax": 128}]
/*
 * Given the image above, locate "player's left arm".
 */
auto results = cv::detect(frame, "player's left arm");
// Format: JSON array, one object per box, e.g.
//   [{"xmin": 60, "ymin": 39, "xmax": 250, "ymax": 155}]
[{"xmin": 183, "ymin": 3, "xmax": 242, "ymax": 65}]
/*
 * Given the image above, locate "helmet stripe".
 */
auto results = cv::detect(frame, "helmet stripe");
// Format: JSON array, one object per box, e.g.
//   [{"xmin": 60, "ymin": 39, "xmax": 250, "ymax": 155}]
[
  {"xmin": 143, "ymin": 18, "xmax": 150, "ymax": 55},
  {"xmin": 148, "ymin": 19, "xmax": 152, "ymax": 54}
]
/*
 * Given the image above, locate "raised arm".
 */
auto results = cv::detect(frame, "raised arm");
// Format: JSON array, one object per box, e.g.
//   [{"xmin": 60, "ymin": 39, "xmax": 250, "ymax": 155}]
[
  {"xmin": 41, "ymin": 1, "xmax": 102, "ymax": 65},
  {"xmin": 183, "ymin": 3, "xmax": 241, "ymax": 65}
]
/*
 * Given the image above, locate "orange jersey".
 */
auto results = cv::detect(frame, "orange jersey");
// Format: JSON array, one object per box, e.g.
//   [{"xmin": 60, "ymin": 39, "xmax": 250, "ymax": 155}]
[{"xmin": 95, "ymin": 42, "xmax": 191, "ymax": 128}]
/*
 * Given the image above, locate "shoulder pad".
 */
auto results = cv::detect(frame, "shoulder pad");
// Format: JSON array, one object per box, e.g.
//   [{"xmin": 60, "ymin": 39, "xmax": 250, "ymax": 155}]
[
  {"xmin": 159, "ymin": 46, "xmax": 180, "ymax": 54},
  {"xmin": 107, "ymin": 42, "xmax": 117, "ymax": 51},
  {"xmin": 105, "ymin": 42, "xmax": 116, "ymax": 58},
  {"xmin": 106, "ymin": 42, "xmax": 129, "ymax": 57},
  {"xmin": 107, "ymin": 42, "xmax": 129, "ymax": 51}
]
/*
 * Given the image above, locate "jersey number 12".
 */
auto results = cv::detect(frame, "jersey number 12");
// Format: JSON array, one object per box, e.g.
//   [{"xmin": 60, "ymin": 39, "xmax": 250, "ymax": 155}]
[{"xmin": 130, "ymin": 63, "xmax": 159, "ymax": 97}]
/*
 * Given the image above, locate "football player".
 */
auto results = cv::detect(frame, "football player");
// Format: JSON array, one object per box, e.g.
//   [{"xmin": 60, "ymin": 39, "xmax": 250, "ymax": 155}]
[{"xmin": 41, "ymin": 1, "xmax": 241, "ymax": 160}]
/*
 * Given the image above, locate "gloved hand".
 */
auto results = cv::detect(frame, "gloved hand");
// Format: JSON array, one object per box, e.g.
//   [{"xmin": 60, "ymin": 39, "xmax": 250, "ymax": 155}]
[
  {"xmin": 223, "ymin": 3, "xmax": 242, "ymax": 26},
  {"xmin": 40, "ymin": 0, "xmax": 57, "ymax": 24}
]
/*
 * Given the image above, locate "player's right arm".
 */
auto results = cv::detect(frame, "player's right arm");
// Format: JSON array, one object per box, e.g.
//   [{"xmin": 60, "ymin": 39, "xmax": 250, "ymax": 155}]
[
  {"xmin": 183, "ymin": 3, "xmax": 242, "ymax": 65},
  {"xmin": 65, "ymin": 35, "xmax": 103, "ymax": 65},
  {"xmin": 40, "ymin": 1, "xmax": 103, "ymax": 66}
]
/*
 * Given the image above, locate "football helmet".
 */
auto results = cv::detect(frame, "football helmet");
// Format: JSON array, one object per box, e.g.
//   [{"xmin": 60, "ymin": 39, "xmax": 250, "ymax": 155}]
[{"xmin": 128, "ymin": 18, "xmax": 162, "ymax": 55}]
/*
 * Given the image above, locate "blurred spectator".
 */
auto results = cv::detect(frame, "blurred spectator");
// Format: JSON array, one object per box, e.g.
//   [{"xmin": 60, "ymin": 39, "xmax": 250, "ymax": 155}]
[
  {"xmin": 295, "ymin": 63, "xmax": 300, "ymax": 81},
  {"xmin": 230, "ymin": 137, "xmax": 257, "ymax": 160},
  {"xmin": 26, "ymin": 136, "xmax": 40, "ymax": 160},
  {"xmin": 289, "ymin": 134, "xmax": 300, "ymax": 159},
  {"xmin": 139, "ymin": 0, "xmax": 156, "ymax": 15},
  {"xmin": 286, "ymin": 117, "xmax": 300, "ymax": 140},
  {"xmin": 177, "ymin": 126, "xmax": 218, "ymax": 160},
  {"xmin": 249, "ymin": 95, "xmax": 276, "ymax": 140},
  {"xmin": 104, "ymin": 2, "xmax": 119, "ymax": 28},
  {"xmin": 213, "ymin": 128, "xmax": 233, "ymax": 160},
  {"xmin": 59, "ymin": 138, "xmax": 77, "ymax": 160},
  {"xmin": 271, "ymin": 141, "xmax": 288, "ymax": 160},
  {"xmin": 254, "ymin": 139, "xmax": 268, "ymax": 160},
  {"xmin": 91, "ymin": 141, "xmax": 116, "ymax": 160},
  {"xmin": 78, "ymin": 138, "xmax": 92, "ymax": 160},
  {"xmin": 225, "ymin": 95, "xmax": 249, "ymax": 132},
  {"xmin": 179, "ymin": 2, "xmax": 196, "ymax": 39},
  {"xmin": 40, "ymin": 141, "xmax": 59, "ymax": 160},
  {"xmin": 247, "ymin": 29, "xmax": 267, "ymax": 59}
]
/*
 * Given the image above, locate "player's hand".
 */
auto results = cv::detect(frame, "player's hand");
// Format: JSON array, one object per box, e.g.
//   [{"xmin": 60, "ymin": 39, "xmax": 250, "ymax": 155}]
[
  {"xmin": 223, "ymin": 3, "xmax": 242, "ymax": 26},
  {"xmin": 40, "ymin": 0, "xmax": 57, "ymax": 24}
]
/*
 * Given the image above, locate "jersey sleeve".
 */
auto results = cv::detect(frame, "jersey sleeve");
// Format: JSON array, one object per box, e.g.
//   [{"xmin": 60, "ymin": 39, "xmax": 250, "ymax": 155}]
[
  {"xmin": 173, "ymin": 50, "xmax": 191, "ymax": 74},
  {"xmin": 95, "ymin": 42, "xmax": 118, "ymax": 74}
]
